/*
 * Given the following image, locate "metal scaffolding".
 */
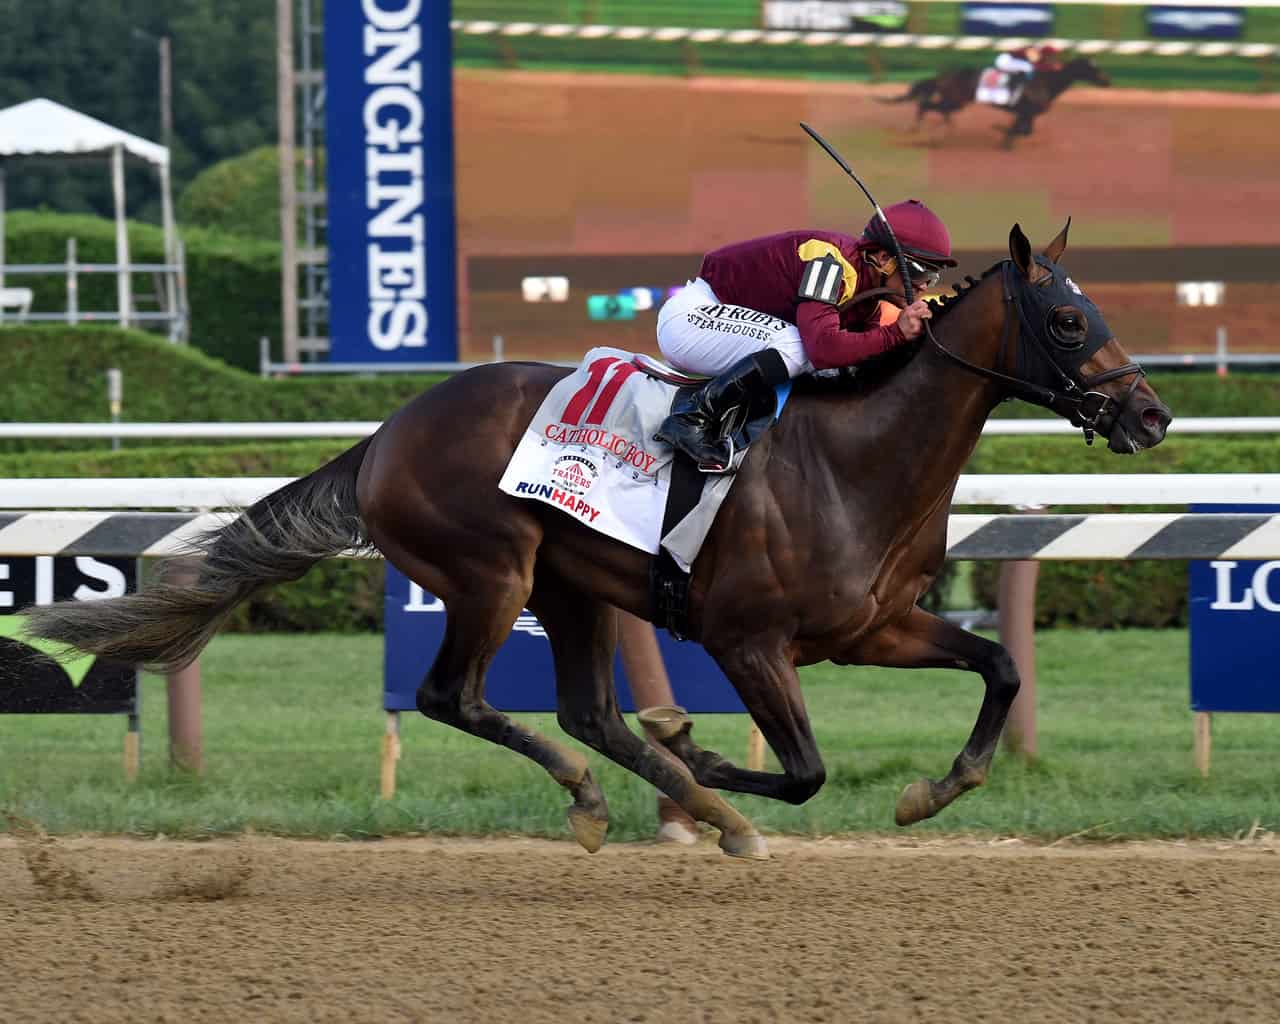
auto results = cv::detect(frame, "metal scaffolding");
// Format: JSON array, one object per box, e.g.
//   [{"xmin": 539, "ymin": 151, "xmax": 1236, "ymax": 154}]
[{"xmin": 277, "ymin": 0, "xmax": 329, "ymax": 363}]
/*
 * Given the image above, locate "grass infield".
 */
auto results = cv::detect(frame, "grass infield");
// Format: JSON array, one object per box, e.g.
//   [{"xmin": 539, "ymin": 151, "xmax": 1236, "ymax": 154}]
[{"xmin": 1, "ymin": 630, "xmax": 1276, "ymax": 842}]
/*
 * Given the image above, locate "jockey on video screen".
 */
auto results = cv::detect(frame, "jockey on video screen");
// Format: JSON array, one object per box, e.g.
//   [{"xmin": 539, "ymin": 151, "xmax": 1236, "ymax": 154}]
[
  {"xmin": 994, "ymin": 44, "xmax": 1064, "ymax": 88},
  {"xmin": 653, "ymin": 199, "xmax": 957, "ymax": 472}
]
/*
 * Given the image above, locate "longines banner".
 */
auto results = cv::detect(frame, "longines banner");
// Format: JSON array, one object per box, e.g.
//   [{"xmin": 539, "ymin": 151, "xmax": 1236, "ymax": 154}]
[
  {"xmin": 961, "ymin": 3, "xmax": 1055, "ymax": 36},
  {"xmin": 324, "ymin": 0, "xmax": 459, "ymax": 363},
  {"xmin": 1146, "ymin": 6, "xmax": 1244, "ymax": 39},
  {"xmin": 1189, "ymin": 505, "xmax": 1280, "ymax": 713},
  {"xmin": 761, "ymin": 2, "xmax": 908, "ymax": 31},
  {"xmin": 383, "ymin": 567, "xmax": 746, "ymax": 714},
  {"xmin": 0, "ymin": 556, "xmax": 137, "ymax": 715}
]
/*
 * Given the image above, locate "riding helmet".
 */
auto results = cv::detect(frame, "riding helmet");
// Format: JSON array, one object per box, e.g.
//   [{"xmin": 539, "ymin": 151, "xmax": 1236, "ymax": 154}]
[{"xmin": 862, "ymin": 199, "xmax": 958, "ymax": 267}]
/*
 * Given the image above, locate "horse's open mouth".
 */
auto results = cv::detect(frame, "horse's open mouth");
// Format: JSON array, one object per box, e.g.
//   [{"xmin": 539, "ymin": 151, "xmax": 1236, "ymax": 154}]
[{"xmin": 1107, "ymin": 424, "xmax": 1143, "ymax": 455}]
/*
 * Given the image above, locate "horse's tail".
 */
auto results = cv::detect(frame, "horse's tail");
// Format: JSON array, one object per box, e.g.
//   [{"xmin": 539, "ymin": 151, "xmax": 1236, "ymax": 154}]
[
  {"xmin": 23, "ymin": 438, "xmax": 374, "ymax": 671},
  {"xmin": 878, "ymin": 78, "xmax": 935, "ymax": 103}
]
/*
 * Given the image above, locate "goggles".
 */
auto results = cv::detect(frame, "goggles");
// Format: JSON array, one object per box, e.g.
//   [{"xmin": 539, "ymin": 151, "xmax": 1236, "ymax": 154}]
[{"xmin": 903, "ymin": 255, "xmax": 943, "ymax": 290}]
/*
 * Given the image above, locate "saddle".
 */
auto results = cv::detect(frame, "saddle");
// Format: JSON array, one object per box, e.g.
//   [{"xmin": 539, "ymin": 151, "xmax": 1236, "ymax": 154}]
[
  {"xmin": 633, "ymin": 353, "xmax": 780, "ymax": 473},
  {"xmin": 630, "ymin": 353, "xmax": 708, "ymax": 388}
]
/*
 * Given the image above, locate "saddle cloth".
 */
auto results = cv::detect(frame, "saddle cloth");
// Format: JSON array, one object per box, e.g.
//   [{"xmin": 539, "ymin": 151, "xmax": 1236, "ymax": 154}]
[
  {"xmin": 498, "ymin": 347, "xmax": 789, "ymax": 572},
  {"xmin": 975, "ymin": 68, "xmax": 1022, "ymax": 108}
]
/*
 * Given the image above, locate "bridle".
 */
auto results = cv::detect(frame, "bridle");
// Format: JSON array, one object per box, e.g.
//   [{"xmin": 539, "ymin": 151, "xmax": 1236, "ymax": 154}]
[
  {"xmin": 921, "ymin": 261, "xmax": 1145, "ymax": 445},
  {"xmin": 844, "ymin": 266, "xmax": 1145, "ymax": 445}
]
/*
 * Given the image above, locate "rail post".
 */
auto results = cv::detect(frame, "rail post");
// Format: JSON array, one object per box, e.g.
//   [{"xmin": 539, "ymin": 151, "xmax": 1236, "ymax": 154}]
[
  {"xmin": 106, "ymin": 368, "xmax": 123, "ymax": 452},
  {"xmin": 66, "ymin": 238, "xmax": 79, "ymax": 324},
  {"xmin": 164, "ymin": 559, "xmax": 204, "ymax": 775},
  {"xmin": 999, "ymin": 505, "xmax": 1043, "ymax": 758}
]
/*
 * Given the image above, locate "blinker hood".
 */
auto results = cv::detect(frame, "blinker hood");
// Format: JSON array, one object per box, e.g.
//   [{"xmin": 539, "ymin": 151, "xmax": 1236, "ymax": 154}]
[{"xmin": 1016, "ymin": 256, "xmax": 1115, "ymax": 374}]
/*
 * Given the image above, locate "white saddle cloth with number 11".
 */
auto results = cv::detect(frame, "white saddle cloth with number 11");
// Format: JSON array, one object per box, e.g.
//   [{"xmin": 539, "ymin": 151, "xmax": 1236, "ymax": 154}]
[{"xmin": 499, "ymin": 347, "xmax": 746, "ymax": 571}]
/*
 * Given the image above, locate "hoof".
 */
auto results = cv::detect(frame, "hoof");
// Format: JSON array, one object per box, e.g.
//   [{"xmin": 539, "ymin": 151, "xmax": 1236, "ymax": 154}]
[
  {"xmin": 567, "ymin": 805, "xmax": 609, "ymax": 853},
  {"xmin": 894, "ymin": 779, "xmax": 936, "ymax": 827},
  {"xmin": 718, "ymin": 829, "xmax": 770, "ymax": 861},
  {"xmin": 637, "ymin": 705, "xmax": 692, "ymax": 743}
]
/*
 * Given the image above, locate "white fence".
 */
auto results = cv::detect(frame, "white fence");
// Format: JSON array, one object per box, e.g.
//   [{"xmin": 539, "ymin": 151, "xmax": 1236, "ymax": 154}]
[{"xmin": 2, "ymin": 417, "xmax": 1279, "ymax": 440}]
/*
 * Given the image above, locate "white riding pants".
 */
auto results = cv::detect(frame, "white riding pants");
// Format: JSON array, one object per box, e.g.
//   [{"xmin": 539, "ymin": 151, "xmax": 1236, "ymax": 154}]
[
  {"xmin": 656, "ymin": 278, "xmax": 813, "ymax": 378},
  {"xmin": 995, "ymin": 54, "xmax": 1033, "ymax": 75}
]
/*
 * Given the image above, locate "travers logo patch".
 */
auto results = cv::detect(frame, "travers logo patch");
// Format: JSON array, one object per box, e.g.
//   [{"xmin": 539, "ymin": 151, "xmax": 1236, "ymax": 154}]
[{"xmin": 551, "ymin": 455, "xmax": 598, "ymax": 496}]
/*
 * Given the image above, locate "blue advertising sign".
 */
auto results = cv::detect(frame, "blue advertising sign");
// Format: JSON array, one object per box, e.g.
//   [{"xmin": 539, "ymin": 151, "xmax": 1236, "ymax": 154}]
[
  {"xmin": 962, "ymin": 2, "xmax": 1054, "ymax": 36},
  {"xmin": 1147, "ymin": 6, "xmax": 1245, "ymax": 39},
  {"xmin": 383, "ymin": 566, "xmax": 745, "ymax": 713},
  {"xmin": 1189, "ymin": 504, "xmax": 1280, "ymax": 713},
  {"xmin": 324, "ymin": 0, "xmax": 458, "ymax": 363}
]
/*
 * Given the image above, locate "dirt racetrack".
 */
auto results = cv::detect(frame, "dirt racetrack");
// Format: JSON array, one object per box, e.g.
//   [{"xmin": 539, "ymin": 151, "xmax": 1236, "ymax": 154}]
[{"xmin": 4, "ymin": 835, "xmax": 1280, "ymax": 1023}]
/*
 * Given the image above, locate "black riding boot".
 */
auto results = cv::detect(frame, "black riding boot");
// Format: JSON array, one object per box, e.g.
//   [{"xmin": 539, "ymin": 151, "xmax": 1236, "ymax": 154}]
[{"xmin": 654, "ymin": 349, "xmax": 791, "ymax": 472}]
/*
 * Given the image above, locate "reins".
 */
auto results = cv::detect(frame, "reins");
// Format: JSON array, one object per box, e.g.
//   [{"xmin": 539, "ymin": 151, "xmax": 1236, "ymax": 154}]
[{"xmin": 855, "ymin": 268, "xmax": 1144, "ymax": 445}]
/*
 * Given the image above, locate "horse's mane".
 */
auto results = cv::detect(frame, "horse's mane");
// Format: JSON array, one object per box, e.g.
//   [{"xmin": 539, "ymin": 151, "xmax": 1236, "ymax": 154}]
[{"xmin": 791, "ymin": 262, "xmax": 1002, "ymax": 397}]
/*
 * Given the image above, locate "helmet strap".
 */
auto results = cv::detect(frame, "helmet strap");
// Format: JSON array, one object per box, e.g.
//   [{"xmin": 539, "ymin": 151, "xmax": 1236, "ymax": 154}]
[{"xmin": 867, "ymin": 252, "xmax": 898, "ymax": 281}]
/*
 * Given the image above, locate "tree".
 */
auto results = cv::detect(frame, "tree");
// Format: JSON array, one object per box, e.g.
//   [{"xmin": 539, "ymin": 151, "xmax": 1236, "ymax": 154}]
[{"xmin": 0, "ymin": 0, "xmax": 276, "ymax": 222}]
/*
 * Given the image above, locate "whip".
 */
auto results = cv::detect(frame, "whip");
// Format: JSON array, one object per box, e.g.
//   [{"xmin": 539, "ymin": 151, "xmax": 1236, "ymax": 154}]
[{"xmin": 798, "ymin": 121, "xmax": 915, "ymax": 305}]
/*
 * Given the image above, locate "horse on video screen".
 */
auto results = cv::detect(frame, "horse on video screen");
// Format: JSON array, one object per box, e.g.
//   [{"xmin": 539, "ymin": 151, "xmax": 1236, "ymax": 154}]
[
  {"xmin": 26, "ymin": 223, "xmax": 1171, "ymax": 860},
  {"xmin": 885, "ymin": 57, "xmax": 1111, "ymax": 146}
]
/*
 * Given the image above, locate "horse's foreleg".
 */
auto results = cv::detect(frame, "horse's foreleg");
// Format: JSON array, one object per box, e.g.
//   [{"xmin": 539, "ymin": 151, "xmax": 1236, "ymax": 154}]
[
  {"xmin": 844, "ymin": 606, "xmax": 1020, "ymax": 826},
  {"xmin": 650, "ymin": 641, "xmax": 826, "ymax": 807},
  {"xmin": 412, "ymin": 566, "xmax": 610, "ymax": 852},
  {"xmin": 529, "ymin": 574, "xmax": 767, "ymax": 859}
]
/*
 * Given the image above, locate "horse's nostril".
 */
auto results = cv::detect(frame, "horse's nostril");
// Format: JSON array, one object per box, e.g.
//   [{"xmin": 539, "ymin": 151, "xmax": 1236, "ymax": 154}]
[{"xmin": 1141, "ymin": 407, "xmax": 1170, "ymax": 435}]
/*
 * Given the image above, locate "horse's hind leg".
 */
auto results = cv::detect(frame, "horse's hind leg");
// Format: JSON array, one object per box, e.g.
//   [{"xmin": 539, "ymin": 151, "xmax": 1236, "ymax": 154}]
[
  {"xmin": 527, "ymin": 573, "xmax": 767, "ymax": 860},
  {"xmin": 414, "ymin": 572, "xmax": 610, "ymax": 852},
  {"xmin": 842, "ymin": 606, "xmax": 1020, "ymax": 826}
]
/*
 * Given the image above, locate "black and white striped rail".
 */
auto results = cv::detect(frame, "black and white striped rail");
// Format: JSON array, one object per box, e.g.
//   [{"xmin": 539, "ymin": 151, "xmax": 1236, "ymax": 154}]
[{"xmin": 3, "ymin": 511, "xmax": 1280, "ymax": 561}]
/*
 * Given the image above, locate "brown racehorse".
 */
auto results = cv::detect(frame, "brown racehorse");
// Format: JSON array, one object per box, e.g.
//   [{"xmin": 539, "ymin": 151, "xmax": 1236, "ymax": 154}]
[
  {"xmin": 884, "ymin": 57, "xmax": 1111, "ymax": 145},
  {"xmin": 26, "ymin": 223, "xmax": 1171, "ymax": 859}
]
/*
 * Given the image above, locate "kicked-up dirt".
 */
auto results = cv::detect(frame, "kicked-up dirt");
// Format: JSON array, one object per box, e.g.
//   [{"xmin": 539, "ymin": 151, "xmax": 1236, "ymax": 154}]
[{"xmin": 3, "ymin": 834, "xmax": 1279, "ymax": 1022}]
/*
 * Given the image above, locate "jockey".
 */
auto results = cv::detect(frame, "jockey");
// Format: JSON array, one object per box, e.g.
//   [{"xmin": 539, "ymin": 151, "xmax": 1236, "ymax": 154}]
[
  {"xmin": 994, "ymin": 44, "xmax": 1064, "ymax": 86},
  {"xmin": 653, "ymin": 199, "xmax": 956, "ymax": 471}
]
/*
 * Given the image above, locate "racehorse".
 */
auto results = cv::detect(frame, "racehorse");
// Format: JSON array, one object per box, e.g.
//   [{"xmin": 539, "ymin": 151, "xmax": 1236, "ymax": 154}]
[
  {"xmin": 26, "ymin": 222, "xmax": 1171, "ymax": 859},
  {"xmin": 884, "ymin": 57, "xmax": 1111, "ymax": 145}
]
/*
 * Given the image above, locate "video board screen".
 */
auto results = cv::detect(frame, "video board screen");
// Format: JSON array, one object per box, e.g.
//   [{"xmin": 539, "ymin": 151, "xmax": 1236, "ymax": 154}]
[{"xmin": 450, "ymin": 7, "xmax": 1280, "ymax": 364}]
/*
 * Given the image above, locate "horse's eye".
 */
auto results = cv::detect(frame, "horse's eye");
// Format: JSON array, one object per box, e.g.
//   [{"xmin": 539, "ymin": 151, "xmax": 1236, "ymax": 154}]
[
  {"xmin": 1049, "ymin": 307, "xmax": 1087, "ymax": 350},
  {"xmin": 1056, "ymin": 310, "xmax": 1085, "ymax": 334}
]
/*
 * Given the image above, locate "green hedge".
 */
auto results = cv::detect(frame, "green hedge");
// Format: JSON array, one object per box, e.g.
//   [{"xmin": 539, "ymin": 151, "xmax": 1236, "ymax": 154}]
[
  {"xmin": 3, "ymin": 211, "xmax": 280, "ymax": 371},
  {"xmin": 3, "ymin": 324, "xmax": 1271, "ymax": 450},
  {"xmin": 966, "ymin": 435, "xmax": 1280, "ymax": 628},
  {"xmin": 0, "ymin": 327, "xmax": 440, "ymax": 452}
]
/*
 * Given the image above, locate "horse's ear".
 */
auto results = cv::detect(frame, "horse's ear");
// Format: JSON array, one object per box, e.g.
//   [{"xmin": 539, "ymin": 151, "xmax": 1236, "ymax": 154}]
[
  {"xmin": 1009, "ymin": 223, "xmax": 1034, "ymax": 278},
  {"xmin": 1043, "ymin": 218, "xmax": 1071, "ymax": 263}
]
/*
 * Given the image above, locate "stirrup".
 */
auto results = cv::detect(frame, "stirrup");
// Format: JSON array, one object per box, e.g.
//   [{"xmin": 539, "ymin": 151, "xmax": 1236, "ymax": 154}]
[{"xmin": 696, "ymin": 435, "xmax": 735, "ymax": 474}]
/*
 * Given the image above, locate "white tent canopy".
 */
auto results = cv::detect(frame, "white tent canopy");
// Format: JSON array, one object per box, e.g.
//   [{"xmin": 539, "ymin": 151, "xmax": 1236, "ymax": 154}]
[
  {"xmin": 0, "ymin": 98, "xmax": 168, "ymax": 165},
  {"xmin": 0, "ymin": 98, "xmax": 176, "ymax": 332}
]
